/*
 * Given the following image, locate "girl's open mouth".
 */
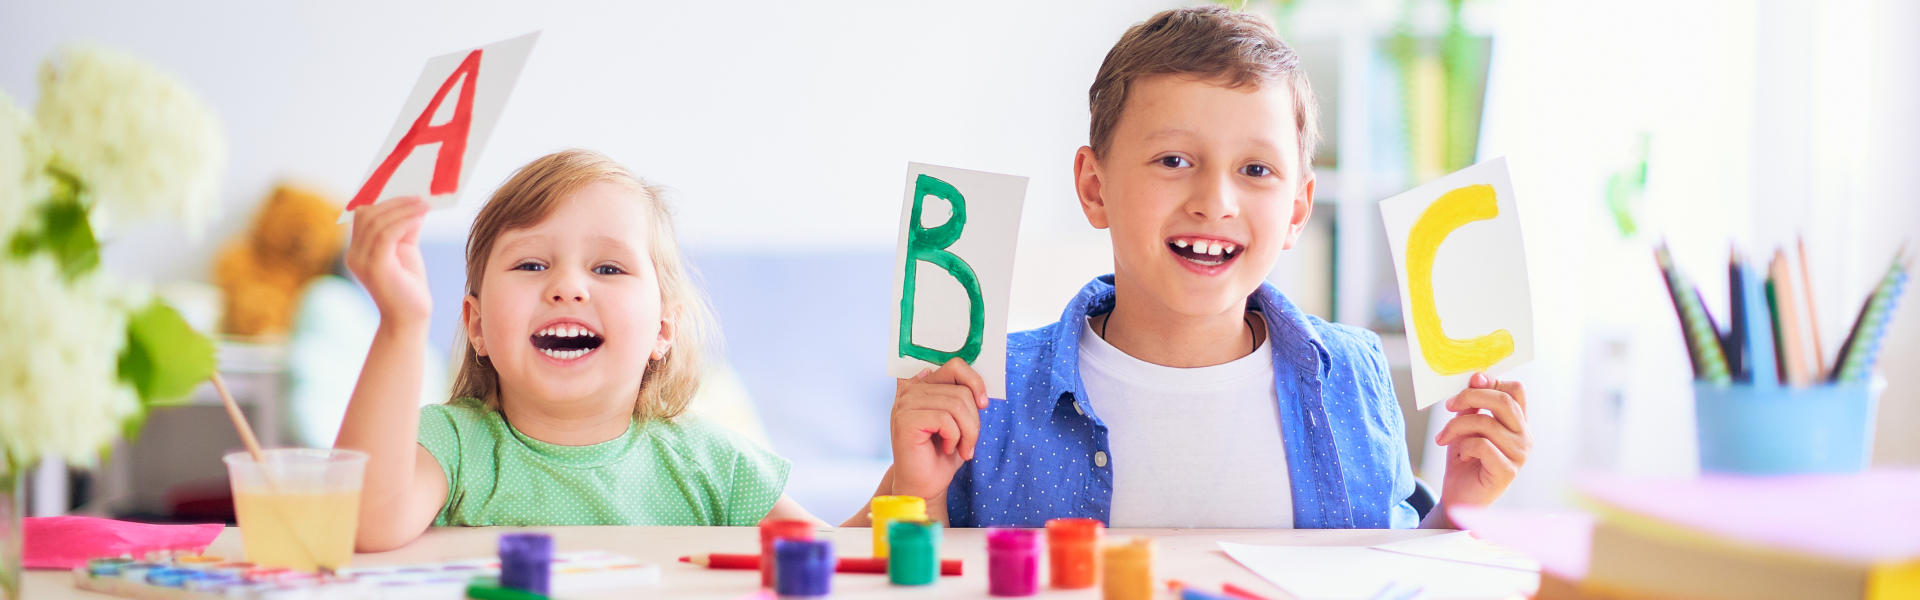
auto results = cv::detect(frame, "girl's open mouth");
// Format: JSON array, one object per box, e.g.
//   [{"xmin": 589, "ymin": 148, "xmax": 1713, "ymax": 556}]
[
  {"xmin": 530, "ymin": 324, "xmax": 604, "ymax": 360},
  {"xmin": 1167, "ymin": 236, "xmax": 1241, "ymax": 267}
]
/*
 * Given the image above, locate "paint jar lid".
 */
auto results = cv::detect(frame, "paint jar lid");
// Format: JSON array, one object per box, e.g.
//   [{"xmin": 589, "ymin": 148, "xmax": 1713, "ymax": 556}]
[
  {"xmin": 1103, "ymin": 536, "xmax": 1153, "ymax": 566},
  {"xmin": 870, "ymin": 495, "xmax": 928, "ymax": 520},
  {"xmin": 760, "ymin": 519, "xmax": 814, "ymax": 541},
  {"xmin": 887, "ymin": 519, "xmax": 941, "ymax": 544},
  {"xmin": 1045, "ymin": 518, "xmax": 1104, "ymax": 543},
  {"xmin": 986, "ymin": 528, "xmax": 1038, "ymax": 552}
]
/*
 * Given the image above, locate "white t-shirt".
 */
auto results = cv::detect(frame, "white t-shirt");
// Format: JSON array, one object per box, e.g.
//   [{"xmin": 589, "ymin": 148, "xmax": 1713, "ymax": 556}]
[{"xmin": 1078, "ymin": 318, "xmax": 1294, "ymax": 528}]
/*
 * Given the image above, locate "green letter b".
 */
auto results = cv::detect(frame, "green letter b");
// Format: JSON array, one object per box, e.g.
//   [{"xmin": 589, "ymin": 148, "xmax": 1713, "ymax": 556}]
[{"xmin": 900, "ymin": 174, "xmax": 985, "ymax": 365}]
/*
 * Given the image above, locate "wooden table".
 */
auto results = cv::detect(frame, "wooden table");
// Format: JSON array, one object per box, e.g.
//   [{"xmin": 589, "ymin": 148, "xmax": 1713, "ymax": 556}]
[{"xmin": 25, "ymin": 526, "xmax": 1475, "ymax": 599}]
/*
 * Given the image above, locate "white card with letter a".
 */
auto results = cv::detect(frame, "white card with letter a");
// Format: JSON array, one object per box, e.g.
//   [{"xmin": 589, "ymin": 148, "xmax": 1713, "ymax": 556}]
[
  {"xmin": 887, "ymin": 163, "xmax": 1027, "ymax": 399},
  {"xmin": 341, "ymin": 31, "xmax": 539, "ymax": 222}
]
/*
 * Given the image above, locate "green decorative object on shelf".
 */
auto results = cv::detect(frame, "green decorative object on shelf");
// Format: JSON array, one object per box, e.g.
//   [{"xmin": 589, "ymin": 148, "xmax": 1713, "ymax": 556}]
[{"xmin": 1605, "ymin": 133, "xmax": 1651, "ymax": 238}]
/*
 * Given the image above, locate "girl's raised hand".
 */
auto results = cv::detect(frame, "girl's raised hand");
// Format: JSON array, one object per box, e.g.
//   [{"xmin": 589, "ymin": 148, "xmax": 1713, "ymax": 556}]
[{"xmin": 345, "ymin": 197, "xmax": 434, "ymax": 326}]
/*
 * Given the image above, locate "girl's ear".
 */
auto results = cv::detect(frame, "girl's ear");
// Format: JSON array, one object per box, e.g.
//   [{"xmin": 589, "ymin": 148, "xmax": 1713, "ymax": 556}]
[
  {"xmin": 463, "ymin": 294, "xmax": 487, "ymax": 356},
  {"xmin": 652, "ymin": 307, "xmax": 678, "ymax": 361}
]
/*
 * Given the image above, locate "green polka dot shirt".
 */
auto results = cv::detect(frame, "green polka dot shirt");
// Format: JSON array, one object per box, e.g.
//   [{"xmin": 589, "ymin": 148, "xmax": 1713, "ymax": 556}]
[{"xmin": 416, "ymin": 398, "xmax": 791, "ymax": 527}]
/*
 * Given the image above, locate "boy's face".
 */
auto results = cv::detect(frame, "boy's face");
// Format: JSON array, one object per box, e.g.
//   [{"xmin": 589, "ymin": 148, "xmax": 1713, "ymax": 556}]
[
  {"xmin": 1075, "ymin": 74, "xmax": 1314, "ymax": 320},
  {"xmin": 465, "ymin": 181, "xmax": 673, "ymax": 412}
]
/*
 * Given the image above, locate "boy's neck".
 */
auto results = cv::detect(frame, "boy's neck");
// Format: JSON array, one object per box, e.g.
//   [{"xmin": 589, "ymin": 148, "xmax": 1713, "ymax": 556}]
[
  {"xmin": 497, "ymin": 390, "xmax": 637, "ymax": 447},
  {"xmin": 1097, "ymin": 279, "xmax": 1267, "ymax": 368}
]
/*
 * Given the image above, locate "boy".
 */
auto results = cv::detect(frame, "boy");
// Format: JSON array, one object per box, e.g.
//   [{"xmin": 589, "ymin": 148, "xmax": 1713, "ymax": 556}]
[{"xmin": 848, "ymin": 5, "xmax": 1529, "ymax": 529}]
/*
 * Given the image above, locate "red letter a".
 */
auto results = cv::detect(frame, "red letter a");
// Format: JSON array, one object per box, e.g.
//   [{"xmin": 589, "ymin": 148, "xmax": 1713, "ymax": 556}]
[{"xmin": 346, "ymin": 49, "xmax": 482, "ymax": 211}]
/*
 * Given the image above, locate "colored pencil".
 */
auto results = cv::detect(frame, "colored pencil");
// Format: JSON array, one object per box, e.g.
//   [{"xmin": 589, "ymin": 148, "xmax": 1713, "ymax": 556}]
[
  {"xmin": 1831, "ymin": 246, "xmax": 1911, "ymax": 384},
  {"xmin": 1768, "ymin": 250, "xmax": 1812, "ymax": 386},
  {"xmin": 678, "ymin": 554, "xmax": 962, "ymax": 576},
  {"xmin": 1734, "ymin": 249, "xmax": 1758, "ymax": 381},
  {"xmin": 1222, "ymin": 582, "xmax": 1276, "ymax": 600},
  {"xmin": 1733, "ymin": 252, "xmax": 1779, "ymax": 388},
  {"xmin": 1656, "ymin": 244, "xmax": 1731, "ymax": 384},
  {"xmin": 1796, "ymin": 236, "xmax": 1828, "ymax": 378}
]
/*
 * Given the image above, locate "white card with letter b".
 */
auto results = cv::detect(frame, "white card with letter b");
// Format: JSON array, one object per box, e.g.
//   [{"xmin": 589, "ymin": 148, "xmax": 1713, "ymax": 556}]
[{"xmin": 887, "ymin": 163, "xmax": 1028, "ymax": 399}]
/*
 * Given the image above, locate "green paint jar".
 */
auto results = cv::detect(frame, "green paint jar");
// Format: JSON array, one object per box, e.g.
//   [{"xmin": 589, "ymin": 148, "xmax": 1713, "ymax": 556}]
[{"xmin": 886, "ymin": 519, "xmax": 941, "ymax": 586}]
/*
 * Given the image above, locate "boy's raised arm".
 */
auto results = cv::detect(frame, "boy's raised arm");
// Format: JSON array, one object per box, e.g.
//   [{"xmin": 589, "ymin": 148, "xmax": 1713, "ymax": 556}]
[{"xmin": 333, "ymin": 197, "xmax": 448, "ymax": 551}]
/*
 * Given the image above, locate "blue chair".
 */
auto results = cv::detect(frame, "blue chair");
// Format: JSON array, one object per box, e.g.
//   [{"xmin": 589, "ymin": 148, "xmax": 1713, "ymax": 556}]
[{"xmin": 1408, "ymin": 477, "xmax": 1438, "ymax": 523}]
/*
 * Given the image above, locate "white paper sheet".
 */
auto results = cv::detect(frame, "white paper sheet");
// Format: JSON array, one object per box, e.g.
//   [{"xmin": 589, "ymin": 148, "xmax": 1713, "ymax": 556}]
[
  {"xmin": 1378, "ymin": 157, "xmax": 1535, "ymax": 409},
  {"xmin": 1369, "ymin": 531, "xmax": 1541, "ymax": 572},
  {"xmin": 1220, "ymin": 541, "xmax": 1538, "ymax": 600},
  {"xmin": 886, "ymin": 163, "xmax": 1028, "ymax": 398},
  {"xmin": 342, "ymin": 31, "xmax": 539, "ymax": 221}
]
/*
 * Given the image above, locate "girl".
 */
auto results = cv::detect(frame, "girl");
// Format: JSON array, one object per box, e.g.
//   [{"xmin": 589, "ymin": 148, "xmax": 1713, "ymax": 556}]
[{"xmin": 338, "ymin": 149, "xmax": 819, "ymax": 551}]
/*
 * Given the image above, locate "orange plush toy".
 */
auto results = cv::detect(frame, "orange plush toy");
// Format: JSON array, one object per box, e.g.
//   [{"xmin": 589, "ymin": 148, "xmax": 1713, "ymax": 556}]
[{"xmin": 213, "ymin": 185, "xmax": 345, "ymax": 337}]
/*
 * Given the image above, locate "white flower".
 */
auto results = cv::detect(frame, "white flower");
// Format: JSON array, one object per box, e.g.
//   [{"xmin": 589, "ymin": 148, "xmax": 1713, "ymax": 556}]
[
  {"xmin": 0, "ymin": 255, "xmax": 142, "ymax": 470},
  {"xmin": 0, "ymin": 91, "xmax": 36, "ymax": 240},
  {"xmin": 34, "ymin": 44, "xmax": 225, "ymax": 235}
]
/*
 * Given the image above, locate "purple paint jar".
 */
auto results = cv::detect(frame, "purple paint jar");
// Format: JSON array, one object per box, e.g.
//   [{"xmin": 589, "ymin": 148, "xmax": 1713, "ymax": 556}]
[{"xmin": 987, "ymin": 528, "xmax": 1039, "ymax": 597}]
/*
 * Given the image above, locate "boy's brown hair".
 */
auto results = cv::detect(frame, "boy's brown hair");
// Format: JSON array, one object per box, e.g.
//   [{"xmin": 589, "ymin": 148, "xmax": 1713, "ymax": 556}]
[
  {"xmin": 451, "ymin": 148, "xmax": 713, "ymax": 422},
  {"xmin": 1089, "ymin": 5, "xmax": 1320, "ymax": 176}
]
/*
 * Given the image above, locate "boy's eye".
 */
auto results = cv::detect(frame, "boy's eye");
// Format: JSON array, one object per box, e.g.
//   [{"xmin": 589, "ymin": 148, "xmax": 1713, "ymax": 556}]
[
  {"xmin": 1158, "ymin": 156, "xmax": 1192, "ymax": 169},
  {"xmin": 512, "ymin": 262, "xmax": 546, "ymax": 272},
  {"xmin": 592, "ymin": 265, "xmax": 625, "ymax": 276},
  {"xmin": 1241, "ymin": 164, "xmax": 1272, "ymax": 178}
]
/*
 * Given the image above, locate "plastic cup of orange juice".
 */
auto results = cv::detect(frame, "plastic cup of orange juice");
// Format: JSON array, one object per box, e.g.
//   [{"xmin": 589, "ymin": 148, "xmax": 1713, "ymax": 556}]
[{"xmin": 223, "ymin": 449, "xmax": 366, "ymax": 571}]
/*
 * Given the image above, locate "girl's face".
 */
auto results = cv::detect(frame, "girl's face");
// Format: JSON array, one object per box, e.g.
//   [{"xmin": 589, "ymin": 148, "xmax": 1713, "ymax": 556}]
[{"xmin": 464, "ymin": 181, "xmax": 672, "ymax": 413}]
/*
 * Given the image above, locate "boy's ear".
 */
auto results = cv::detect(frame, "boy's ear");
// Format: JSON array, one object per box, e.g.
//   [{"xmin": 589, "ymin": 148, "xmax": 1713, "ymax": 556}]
[
  {"xmin": 1280, "ymin": 174, "xmax": 1316, "ymax": 250},
  {"xmin": 462, "ymin": 295, "xmax": 486, "ymax": 356},
  {"xmin": 652, "ymin": 307, "xmax": 678, "ymax": 361},
  {"xmin": 1073, "ymin": 146, "xmax": 1111, "ymax": 230}
]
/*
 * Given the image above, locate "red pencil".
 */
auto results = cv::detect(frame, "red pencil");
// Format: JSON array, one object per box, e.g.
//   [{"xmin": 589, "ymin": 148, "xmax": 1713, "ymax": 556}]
[
  {"xmin": 680, "ymin": 553, "xmax": 962, "ymax": 576},
  {"xmin": 1221, "ymin": 582, "xmax": 1273, "ymax": 600}
]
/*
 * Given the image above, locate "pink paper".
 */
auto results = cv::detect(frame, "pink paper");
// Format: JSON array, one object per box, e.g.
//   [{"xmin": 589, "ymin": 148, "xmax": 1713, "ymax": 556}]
[
  {"xmin": 1448, "ymin": 506, "xmax": 1595, "ymax": 579},
  {"xmin": 1578, "ymin": 470, "xmax": 1920, "ymax": 564},
  {"xmin": 23, "ymin": 516, "xmax": 224, "ymax": 569}
]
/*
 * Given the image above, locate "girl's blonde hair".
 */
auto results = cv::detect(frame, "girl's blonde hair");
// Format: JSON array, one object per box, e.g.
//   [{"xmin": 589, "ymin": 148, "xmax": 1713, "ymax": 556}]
[{"xmin": 450, "ymin": 148, "xmax": 712, "ymax": 422}]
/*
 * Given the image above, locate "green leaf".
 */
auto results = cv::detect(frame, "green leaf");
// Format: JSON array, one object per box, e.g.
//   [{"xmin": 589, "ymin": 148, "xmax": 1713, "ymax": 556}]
[
  {"xmin": 10, "ymin": 176, "xmax": 100, "ymax": 279},
  {"xmin": 118, "ymin": 300, "xmax": 217, "ymax": 405}
]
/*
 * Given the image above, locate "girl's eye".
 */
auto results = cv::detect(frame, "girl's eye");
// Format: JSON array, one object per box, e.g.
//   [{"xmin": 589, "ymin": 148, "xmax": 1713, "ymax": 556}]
[
  {"xmin": 1242, "ymin": 164, "xmax": 1272, "ymax": 178},
  {"xmin": 593, "ymin": 265, "xmax": 625, "ymax": 276},
  {"xmin": 1158, "ymin": 156, "xmax": 1192, "ymax": 169},
  {"xmin": 513, "ymin": 262, "xmax": 546, "ymax": 272}
]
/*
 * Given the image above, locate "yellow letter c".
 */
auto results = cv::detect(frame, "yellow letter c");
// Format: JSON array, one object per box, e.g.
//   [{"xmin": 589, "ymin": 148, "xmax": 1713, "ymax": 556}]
[{"xmin": 1407, "ymin": 184, "xmax": 1514, "ymax": 376}]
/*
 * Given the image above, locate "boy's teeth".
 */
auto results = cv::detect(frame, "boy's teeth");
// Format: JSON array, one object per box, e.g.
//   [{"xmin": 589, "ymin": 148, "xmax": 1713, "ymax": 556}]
[
  {"xmin": 1207, "ymin": 242, "xmax": 1223, "ymax": 255},
  {"xmin": 1174, "ymin": 240, "xmax": 1188, "ymax": 249}
]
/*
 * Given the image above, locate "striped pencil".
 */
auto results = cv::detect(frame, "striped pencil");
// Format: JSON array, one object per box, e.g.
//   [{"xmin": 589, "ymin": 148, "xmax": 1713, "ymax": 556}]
[{"xmin": 1832, "ymin": 247, "xmax": 1910, "ymax": 384}]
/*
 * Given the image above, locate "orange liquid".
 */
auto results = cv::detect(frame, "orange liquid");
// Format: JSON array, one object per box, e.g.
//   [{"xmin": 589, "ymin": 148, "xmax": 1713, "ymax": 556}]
[{"xmin": 233, "ymin": 490, "xmax": 359, "ymax": 571}]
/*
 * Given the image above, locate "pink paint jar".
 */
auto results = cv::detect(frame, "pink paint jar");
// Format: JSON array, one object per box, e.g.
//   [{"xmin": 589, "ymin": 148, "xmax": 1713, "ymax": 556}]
[{"xmin": 987, "ymin": 528, "xmax": 1038, "ymax": 596}]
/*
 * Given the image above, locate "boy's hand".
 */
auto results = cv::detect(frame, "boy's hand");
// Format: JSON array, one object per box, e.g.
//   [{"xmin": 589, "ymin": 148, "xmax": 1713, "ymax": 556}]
[
  {"xmin": 1434, "ymin": 373, "xmax": 1531, "ymax": 509},
  {"xmin": 345, "ymin": 197, "xmax": 433, "ymax": 327},
  {"xmin": 889, "ymin": 358, "xmax": 990, "ymax": 499}
]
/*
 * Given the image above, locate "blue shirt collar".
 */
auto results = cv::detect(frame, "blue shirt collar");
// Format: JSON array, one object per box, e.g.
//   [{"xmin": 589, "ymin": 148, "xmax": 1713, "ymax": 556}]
[{"xmin": 1042, "ymin": 275, "xmax": 1331, "ymax": 407}]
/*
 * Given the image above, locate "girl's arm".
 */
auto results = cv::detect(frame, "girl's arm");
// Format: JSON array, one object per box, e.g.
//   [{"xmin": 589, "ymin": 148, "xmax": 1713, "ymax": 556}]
[
  {"xmin": 764, "ymin": 494, "xmax": 830, "ymax": 527},
  {"xmin": 333, "ymin": 197, "xmax": 447, "ymax": 552}
]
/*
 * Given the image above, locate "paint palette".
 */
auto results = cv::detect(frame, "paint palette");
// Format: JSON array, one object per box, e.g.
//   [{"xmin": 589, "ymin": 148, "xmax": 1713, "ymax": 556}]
[{"xmin": 73, "ymin": 551, "xmax": 659, "ymax": 599}]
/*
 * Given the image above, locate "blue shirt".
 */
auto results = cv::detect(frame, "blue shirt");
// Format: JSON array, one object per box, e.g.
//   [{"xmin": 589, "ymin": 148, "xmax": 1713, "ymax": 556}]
[{"xmin": 945, "ymin": 275, "xmax": 1418, "ymax": 529}]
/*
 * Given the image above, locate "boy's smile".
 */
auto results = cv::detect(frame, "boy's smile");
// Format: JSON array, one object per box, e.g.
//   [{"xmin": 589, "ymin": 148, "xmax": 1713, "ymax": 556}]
[{"xmin": 1076, "ymin": 73, "xmax": 1314, "ymax": 321}]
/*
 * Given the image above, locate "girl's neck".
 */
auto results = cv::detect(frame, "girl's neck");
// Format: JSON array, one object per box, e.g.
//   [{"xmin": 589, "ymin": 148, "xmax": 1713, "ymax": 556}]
[
  {"xmin": 1097, "ymin": 278, "xmax": 1266, "ymax": 368},
  {"xmin": 497, "ymin": 390, "xmax": 636, "ymax": 446}
]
